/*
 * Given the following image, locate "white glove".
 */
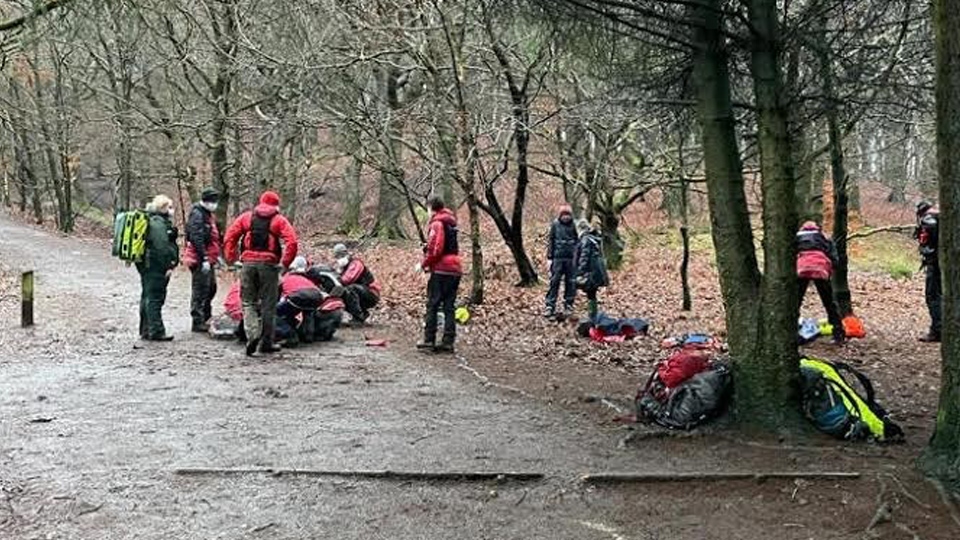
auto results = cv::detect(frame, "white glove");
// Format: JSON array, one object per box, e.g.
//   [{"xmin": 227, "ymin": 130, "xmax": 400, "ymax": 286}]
[
  {"xmin": 414, "ymin": 262, "xmax": 425, "ymax": 274},
  {"xmin": 201, "ymin": 261, "xmax": 212, "ymax": 273},
  {"xmin": 546, "ymin": 259, "xmax": 553, "ymax": 271}
]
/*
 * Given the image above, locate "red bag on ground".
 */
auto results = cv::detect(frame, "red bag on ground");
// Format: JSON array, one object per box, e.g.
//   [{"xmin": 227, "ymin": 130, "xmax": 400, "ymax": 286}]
[
  {"xmin": 842, "ymin": 316, "xmax": 866, "ymax": 339},
  {"xmin": 658, "ymin": 349, "xmax": 712, "ymax": 388}
]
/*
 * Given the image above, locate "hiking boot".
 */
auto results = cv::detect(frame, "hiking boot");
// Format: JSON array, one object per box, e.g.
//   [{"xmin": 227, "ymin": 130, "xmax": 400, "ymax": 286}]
[
  {"xmin": 147, "ymin": 335, "xmax": 174, "ymax": 342},
  {"xmin": 919, "ymin": 333, "xmax": 942, "ymax": 343},
  {"xmin": 259, "ymin": 343, "xmax": 282, "ymax": 354},
  {"xmin": 416, "ymin": 341, "xmax": 436, "ymax": 352},
  {"xmin": 245, "ymin": 338, "xmax": 260, "ymax": 357},
  {"xmin": 830, "ymin": 335, "xmax": 845, "ymax": 345},
  {"xmin": 542, "ymin": 307, "xmax": 556, "ymax": 319},
  {"xmin": 191, "ymin": 323, "xmax": 210, "ymax": 333},
  {"xmin": 435, "ymin": 342, "xmax": 455, "ymax": 354}
]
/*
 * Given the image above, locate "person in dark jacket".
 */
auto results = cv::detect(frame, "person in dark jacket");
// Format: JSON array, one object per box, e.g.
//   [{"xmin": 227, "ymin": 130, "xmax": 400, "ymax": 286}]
[
  {"xmin": 333, "ymin": 243, "xmax": 381, "ymax": 324},
  {"xmin": 574, "ymin": 219, "xmax": 609, "ymax": 320},
  {"xmin": 184, "ymin": 187, "xmax": 221, "ymax": 332},
  {"xmin": 915, "ymin": 201, "xmax": 941, "ymax": 342},
  {"xmin": 544, "ymin": 205, "xmax": 578, "ymax": 319},
  {"xmin": 223, "ymin": 190, "xmax": 299, "ymax": 356},
  {"xmin": 416, "ymin": 197, "xmax": 462, "ymax": 354},
  {"xmin": 796, "ymin": 221, "xmax": 844, "ymax": 344},
  {"xmin": 137, "ymin": 195, "xmax": 180, "ymax": 341}
]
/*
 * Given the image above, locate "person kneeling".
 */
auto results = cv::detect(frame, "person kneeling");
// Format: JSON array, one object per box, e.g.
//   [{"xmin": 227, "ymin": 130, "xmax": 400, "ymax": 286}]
[{"xmin": 333, "ymin": 243, "xmax": 381, "ymax": 324}]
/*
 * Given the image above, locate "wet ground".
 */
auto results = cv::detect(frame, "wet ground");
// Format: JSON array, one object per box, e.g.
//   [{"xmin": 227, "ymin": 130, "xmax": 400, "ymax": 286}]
[{"xmin": 1, "ymin": 215, "xmax": 958, "ymax": 539}]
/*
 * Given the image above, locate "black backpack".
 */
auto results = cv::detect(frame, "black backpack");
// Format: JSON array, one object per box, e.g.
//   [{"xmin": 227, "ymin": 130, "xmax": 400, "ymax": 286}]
[
  {"xmin": 249, "ymin": 214, "xmax": 280, "ymax": 255},
  {"xmin": 636, "ymin": 360, "xmax": 732, "ymax": 430},
  {"xmin": 442, "ymin": 222, "xmax": 459, "ymax": 255}
]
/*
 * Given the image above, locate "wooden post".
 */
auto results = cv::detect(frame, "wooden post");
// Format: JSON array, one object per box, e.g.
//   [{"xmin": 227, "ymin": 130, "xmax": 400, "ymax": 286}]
[{"xmin": 21, "ymin": 270, "xmax": 34, "ymax": 327}]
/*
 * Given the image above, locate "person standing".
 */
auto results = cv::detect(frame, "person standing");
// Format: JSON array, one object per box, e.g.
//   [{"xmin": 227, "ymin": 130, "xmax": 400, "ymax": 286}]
[
  {"xmin": 333, "ymin": 243, "xmax": 381, "ymax": 324},
  {"xmin": 543, "ymin": 204, "xmax": 578, "ymax": 319},
  {"xmin": 138, "ymin": 195, "xmax": 180, "ymax": 341},
  {"xmin": 184, "ymin": 187, "xmax": 221, "ymax": 332},
  {"xmin": 796, "ymin": 221, "xmax": 845, "ymax": 344},
  {"xmin": 915, "ymin": 201, "xmax": 941, "ymax": 343},
  {"xmin": 574, "ymin": 218, "xmax": 609, "ymax": 321},
  {"xmin": 416, "ymin": 197, "xmax": 462, "ymax": 354},
  {"xmin": 223, "ymin": 190, "xmax": 299, "ymax": 356}
]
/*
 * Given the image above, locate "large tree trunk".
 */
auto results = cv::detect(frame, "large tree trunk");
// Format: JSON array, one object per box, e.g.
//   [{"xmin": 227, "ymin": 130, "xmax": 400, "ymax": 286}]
[
  {"xmin": 466, "ymin": 192, "xmax": 484, "ymax": 305},
  {"xmin": 210, "ymin": 0, "xmax": 237, "ymax": 229},
  {"xmin": 743, "ymin": 0, "xmax": 802, "ymax": 430},
  {"xmin": 373, "ymin": 66, "xmax": 408, "ymax": 239},
  {"xmin": 689, "ymin": 0, "xmax": 762, "ymax": 387},
  {"xmin": 337, "ymin": 156, "xmax": 364, "ymax": 234},
  {"xmin": 920, "ymin": 0, "xmax": 960, "ymax": 491},
  {"xmin": 815, "ymin": 17, "xmax": 853, "ymax": 317}
]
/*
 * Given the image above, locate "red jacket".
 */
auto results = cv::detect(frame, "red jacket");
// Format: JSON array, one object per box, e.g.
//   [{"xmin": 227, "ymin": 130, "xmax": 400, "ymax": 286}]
[
  {"xmin": 223, "ymin": 204, "xmax": 299, "ymax": 267},
  {"xmin": 280, "ymin": 274, "xmax": 320, "ymax": 298},
  {"xmin": 224, "ymin": 281, "xmax": 243, "ymax": 321},
  {"xmin": 342, "ymin": 258, "xmax": 382, "ymax": 296},
  {"xmin": 422, "ymin": 208, "xmax": 462, "ymax": 275},
  {"xmin": 183, "ymin": 205, "xmax": 221, "ymax": 268}
]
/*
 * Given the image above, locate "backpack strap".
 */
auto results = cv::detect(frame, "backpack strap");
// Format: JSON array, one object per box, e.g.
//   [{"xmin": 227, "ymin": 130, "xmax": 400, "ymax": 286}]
[{"xmin": 831, "ymin": 362, "xmax": 876, "ymax": 404}]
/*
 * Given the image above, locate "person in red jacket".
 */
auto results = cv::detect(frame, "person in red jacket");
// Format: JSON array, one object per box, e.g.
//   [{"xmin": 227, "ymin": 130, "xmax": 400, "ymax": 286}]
[
  {"xmin": 416, "ymin": 197, "xmax": 462, "ymax": 353},
  {"xmin": 184, "ymin": 187, "xmax": 222, "ymax": 332},
  {"xmin": 333, "ymin": 243, "xmax": 381, "ymax": 324},
  {"xmin": 796, "ymin": 221, "xmax": 844, "ymax": 344},
  {"xmin": 223, "ymin": 190, "xmax": 299, "ymax": 356}
]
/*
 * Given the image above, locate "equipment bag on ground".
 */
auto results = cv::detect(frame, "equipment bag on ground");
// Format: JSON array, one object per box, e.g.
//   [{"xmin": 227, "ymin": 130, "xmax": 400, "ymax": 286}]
[
  {"xmin": 636, "ymin": 353, "xmax": 732, "ymax": 430},
  {"xmin": 800, "ymin": 357, "xmax": 903, "ymax": 442}
]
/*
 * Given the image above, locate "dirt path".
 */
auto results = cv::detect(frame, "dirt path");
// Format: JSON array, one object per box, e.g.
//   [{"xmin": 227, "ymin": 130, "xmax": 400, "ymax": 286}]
[{"xmin": 0, "ymin": 215, "xmax": 957, "ymax": 540}]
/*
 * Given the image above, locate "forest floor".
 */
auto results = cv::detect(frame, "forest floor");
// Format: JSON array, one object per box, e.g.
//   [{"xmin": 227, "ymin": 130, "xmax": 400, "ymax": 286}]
[{"xmin": 2, "ymin": 212, "xmax": 960, "ymax": 539}]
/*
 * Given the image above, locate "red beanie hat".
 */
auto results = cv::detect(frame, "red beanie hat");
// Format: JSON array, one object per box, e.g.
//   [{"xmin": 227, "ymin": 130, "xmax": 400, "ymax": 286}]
[{"xmin": 260, "ymin": 190, "xmax": 281, "ymax": 207}]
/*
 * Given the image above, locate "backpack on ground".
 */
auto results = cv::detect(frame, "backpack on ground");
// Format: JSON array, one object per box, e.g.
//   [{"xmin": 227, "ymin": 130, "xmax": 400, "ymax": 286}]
[
  {"xmin": 800, "ymin": 357, "xmax": 903, "ymax": 442},
  {"xmin": 112, "ymin": 210, "xmax": 150, "ymax": 263},
  {"xmin": 636, "ymin": 352, "xmax": 732, "ymax": 430}
]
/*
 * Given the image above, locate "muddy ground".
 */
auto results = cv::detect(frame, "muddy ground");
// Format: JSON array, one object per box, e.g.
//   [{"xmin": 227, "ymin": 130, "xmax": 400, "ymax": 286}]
[{"xmin": 1, "ymin": 214, "xmax": 958, "ymax": 539}]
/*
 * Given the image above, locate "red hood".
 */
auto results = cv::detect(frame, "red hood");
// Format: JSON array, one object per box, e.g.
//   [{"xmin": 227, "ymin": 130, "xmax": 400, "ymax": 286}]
[
  {"xmin": 254, "ymin": 204, "xmax": 279, "ymax": 218},
  {"xmin": 430, "ymin": 208, "xmax": 457, "ymax": 227}
]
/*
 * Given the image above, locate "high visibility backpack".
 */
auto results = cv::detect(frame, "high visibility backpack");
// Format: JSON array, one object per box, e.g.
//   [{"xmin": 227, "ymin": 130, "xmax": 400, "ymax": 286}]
[
  {"xmin": 112, "ymin": 211, "xmax": 150, "ymax": 263},
  {"xmin": 800, "ymin": 357, "xmax": 903, "ymax": 442}
]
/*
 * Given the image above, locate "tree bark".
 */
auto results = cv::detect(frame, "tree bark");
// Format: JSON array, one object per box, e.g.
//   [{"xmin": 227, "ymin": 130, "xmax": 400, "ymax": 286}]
[
  {"xmin": 814, "ymin": 15, "xmax": 853, "ymax": 317},
  {"xmin": 742, "ymin": 0, "xmax": 802, "ymax": 430},
  {"xmin": 920, "ymin": 0, "xmax": 960, "ymax": 491},
  {"xmin": 373, "ymin": 66, "xmax": 408, "ymax": 240},
  {"xmin": 209, "ymin": 0, "xmax": 238, "ymax": 229},
  {"xmin": 338, "ymin": 156, "xmax": 364, "ymax": 234}
]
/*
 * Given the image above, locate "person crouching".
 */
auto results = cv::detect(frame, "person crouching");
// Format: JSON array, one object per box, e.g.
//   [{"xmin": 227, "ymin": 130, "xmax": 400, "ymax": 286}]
[{"xmin": 796, "ymin": 221, "xmax": 844, "ymax": 344}]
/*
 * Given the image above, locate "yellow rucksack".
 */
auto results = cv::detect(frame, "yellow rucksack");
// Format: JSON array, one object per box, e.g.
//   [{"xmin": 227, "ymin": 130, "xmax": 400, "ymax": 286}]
[{"xmin": 112, "ymin": 211, "xmax": 149, "ymax": 263}]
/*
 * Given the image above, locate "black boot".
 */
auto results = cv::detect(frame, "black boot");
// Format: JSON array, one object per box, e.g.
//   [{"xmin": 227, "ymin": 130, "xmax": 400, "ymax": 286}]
[{"xmin": 245, "ymin": 338, "xmax": 260, "ymax": 357}]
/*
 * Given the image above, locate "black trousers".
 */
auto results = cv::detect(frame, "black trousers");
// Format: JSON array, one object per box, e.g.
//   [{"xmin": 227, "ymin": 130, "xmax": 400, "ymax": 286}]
[
  {"xmin": 190, "ymin": 266, "xmax": 217, "ymax": 328},
  {"xmin": 545, "ymin": 258, "xmax": 576, "ymax": 312},
  {"xmin": 799, "ymin": 278, "xmax": 843, "ymax": 338},
  {"xmin": 343, "ymin": 284, "xmax": 379, "ymax": 322},
  {"xmin": 926, "ymin": 264, "xmax": 942, "ymax": 337},
  {"xmin": 424, "ymin": 273, "xmax": 461, "ymax": 345}
]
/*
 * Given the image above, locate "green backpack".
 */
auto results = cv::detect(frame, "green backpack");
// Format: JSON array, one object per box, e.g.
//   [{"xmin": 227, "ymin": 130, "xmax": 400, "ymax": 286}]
[
  {"xmin": 112, "ymin": 211, "xmax": 149, "ymax": 263},
  {"xmin": 800, "ymin": 357, "xmax": 903, "ymax": 442}
]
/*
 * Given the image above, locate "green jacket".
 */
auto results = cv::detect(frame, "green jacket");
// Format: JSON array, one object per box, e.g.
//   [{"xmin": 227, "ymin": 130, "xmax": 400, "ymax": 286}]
[{"xmin": 144, "ymin": 212, "xmax": 180, "ymax": 272}]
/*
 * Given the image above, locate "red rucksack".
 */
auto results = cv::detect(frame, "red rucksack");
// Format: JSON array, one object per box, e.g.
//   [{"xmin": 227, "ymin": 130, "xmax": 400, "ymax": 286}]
[{"xmin": 657, "ymin": 349, "xmax": 712, "ymax": 388}]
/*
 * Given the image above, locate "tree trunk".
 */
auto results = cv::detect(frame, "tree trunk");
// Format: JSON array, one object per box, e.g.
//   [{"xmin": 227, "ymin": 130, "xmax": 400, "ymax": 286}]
[
  {"xmin": 815, "ymin": 16, "xmax": 854, "ymax": 317},
  {"xmin": 210, "ymin": 0, "xmax": 237, "ymax": 229},
  {"xmin": 467, "ymin": 192, "xmax": 484, "ymax": 305},
  {"xmin": 338, "ymin": 155, "xmax": 364, "ymax": 234},
  {"xmin": 742, "ymin": 0, "xmax": 802, "ymax": 430},
  {"xmin": 373, "ymin": 66, "xmax": 408, "ymax": 239},
  {"xmin": 680, "ymin": 171, "xmax": 692, "ymax": 311},
  {"xmin": 920, "ymin": 0, "xmax": 960, "ymax": 491},
  {"xmin": 689, "ymin": 0, "xmax": 762, "ymax": 379},
  {"xmin": 597, "ymin": 209, "xmax": 624, "ymax": 270}
]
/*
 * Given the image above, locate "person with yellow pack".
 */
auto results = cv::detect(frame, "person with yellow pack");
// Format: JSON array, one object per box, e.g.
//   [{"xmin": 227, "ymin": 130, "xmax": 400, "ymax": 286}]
[{"xmin": 136, "ymin": 195, "xmax": 180, "ymax": 341}]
